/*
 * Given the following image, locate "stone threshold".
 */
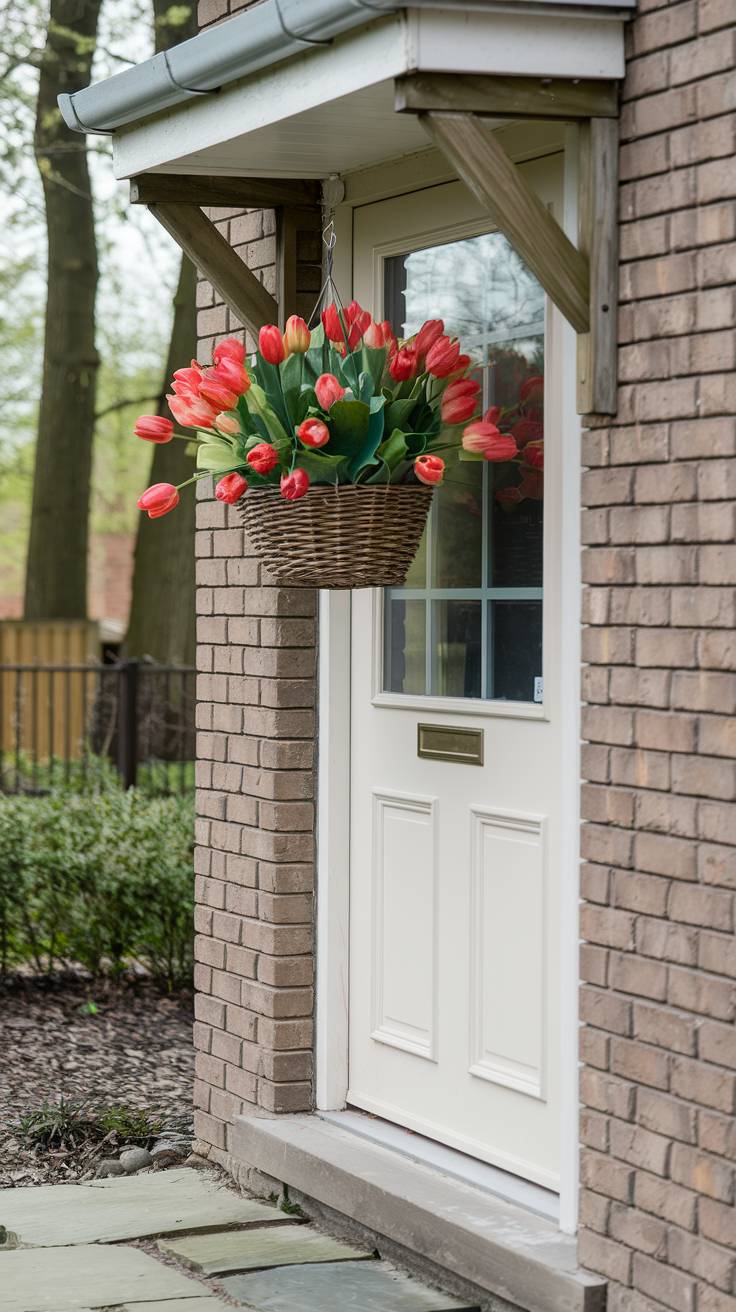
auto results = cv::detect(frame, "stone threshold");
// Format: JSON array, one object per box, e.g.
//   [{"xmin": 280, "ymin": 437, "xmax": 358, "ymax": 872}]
[{"xmin": 231, "ymin": 1113, "xmax": 606, "ymax": 1312}]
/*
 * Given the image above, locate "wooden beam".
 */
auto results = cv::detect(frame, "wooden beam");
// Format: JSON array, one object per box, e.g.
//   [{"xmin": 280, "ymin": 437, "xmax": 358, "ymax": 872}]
[
  {"xmin": 577, "ymin": 118, "xmax": 619, "ymax": 415},
  {"xmin": 130, "ymin": 174, "xmax": 321, "ymax": 209},
  {"xmin": 424, "ymin": 113, "xmax": 590, "ymax": 335},
  {"xmin": 148, "ymin": 202, "xmax": 278, "ymax": 334},
  {"xmin": 396, "ymin": 73, "xmax": 618, "ymax": 121}
]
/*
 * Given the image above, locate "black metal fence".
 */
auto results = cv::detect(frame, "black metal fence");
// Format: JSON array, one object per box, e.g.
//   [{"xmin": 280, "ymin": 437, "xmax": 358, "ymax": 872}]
[{"xmin": 0, "ymin": 660, "xmax": 196, "ymax": 795}]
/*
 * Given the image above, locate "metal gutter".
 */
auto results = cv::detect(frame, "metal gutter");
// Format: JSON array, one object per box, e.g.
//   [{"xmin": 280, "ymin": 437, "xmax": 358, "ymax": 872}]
[{"xmin": 59, "ymin": 0, "xmax": 634, "ymax": 136}]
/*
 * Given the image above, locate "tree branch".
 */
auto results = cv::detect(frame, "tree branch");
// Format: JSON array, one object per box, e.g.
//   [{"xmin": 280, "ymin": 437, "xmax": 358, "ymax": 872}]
[{"xmin": 95, "ymin": 395, "xmax": 159, "ymax": 421}]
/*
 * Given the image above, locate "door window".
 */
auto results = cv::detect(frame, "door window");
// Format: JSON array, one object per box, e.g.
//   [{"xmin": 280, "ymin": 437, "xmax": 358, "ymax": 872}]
[{"xmin": 382, "ymin": 232, "xmax": 545, "ymax": 704}]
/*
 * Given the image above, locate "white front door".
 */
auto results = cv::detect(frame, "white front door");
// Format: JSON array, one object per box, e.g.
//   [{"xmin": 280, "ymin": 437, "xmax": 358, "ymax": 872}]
[{"xmin": 347, "ymin": 158, "xmax": 570, "ymax": 1193}]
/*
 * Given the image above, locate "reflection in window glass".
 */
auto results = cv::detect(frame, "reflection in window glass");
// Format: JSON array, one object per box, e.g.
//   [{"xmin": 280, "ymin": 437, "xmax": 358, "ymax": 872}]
[
  {"xmin": 384, "ymin": 600, "xmax": 426, "ymax": 695},
  {"xmin": 382, "ymin": 229, "xmax": 545, "ymax": 703}
]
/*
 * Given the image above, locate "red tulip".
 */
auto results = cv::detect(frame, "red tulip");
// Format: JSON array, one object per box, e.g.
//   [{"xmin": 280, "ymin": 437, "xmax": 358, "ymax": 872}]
[
  {"xmin": 322, "ymin": 302, "xmax": 344, "ymax": 343},
  {"xmin": 198, "ymin": 375, "xmax": 239, "ymax": 412},
  {"xmin": 363, "ymin": 320, "xmax": 387, "ymax": 349},
  {"xmin": 484, "ymin": 405, "xmax": 502, "ymax": 425},
  {"xmin": 167, "ymin": 393, "xmax": 217, "ymax": 429},
  {"xmin": 414, "ymin": 319, "xmax": 444, "ymax": 360},
  {"xmin": 213, "ymin": 337, "xmax": 245, "ymax": 367},
  {"xmin": 511, "ymin": 417, "xmax": 543, "ymax": 448},
  {"xmin": 281, "ymin": 468, "xmax": 310, "ymax": 500},
  {"xmin": 389, "ymin": 346, "xmax": 417, "ymax": 382},
  {"xmin": 441, "ymin": 377, "xmax": 481, "ymax": 425},
  {"xmin": 425, "ymin": 335, "xmax": 461, "ymax": 378},
  {"xmin": 463, "ymin": 421, "xmax": 518, "ymax": 461},
  {"xmin": 519, "ymin": 468, "xmax": 544, "ymax": 500},
  {"xmin": 259, "ymin": 324, "xmax": 286, "ymax": 364},
  {"xmin": 215, "ymin": 412, "xmax": 241, "ymax": 436},
  {"xmin": 414, "ymin": 454, "xmax": 445, "ymax": 486},
  {"xmin": 523, "ymin": 439, "xmax": 544, "ymax": 471},
  {"xmin": 211, "ymin": 356, "xmax": 250, "ymax": 395},
  {"xmin": 314, "ymin": 373, "xmax": 345, "ymax": 409},
  {"xmin": 134, "ymin": 415, "xmax": 173, "ymax": 443},
  {"xmin": 247, "ymin": 442, "xmax": 280, "ymax": 474},
  {"xmin": 520, "ymin": 375, "xmax": 544, "ymax": 407},
  {"xmin": 297, "ymin": 417, "xmax": 329, "ymax": 448},
  {"xmin": 284, "ymin": 315, "xmax": 311, "ymax": 354},
  {"xmin": 137, "ymin": 482, "xmax": 180, "ymax": 518},
  {"xmin": 496, "ymin": 486, "xmax": 523, "ymax": 510},
  {"xmin": 215, "ymin": 472, "xmax": 248, "ymax": 504},
  {"xmin": 344, "ymin": 301, "xmax": 371, "ymax": 349}
]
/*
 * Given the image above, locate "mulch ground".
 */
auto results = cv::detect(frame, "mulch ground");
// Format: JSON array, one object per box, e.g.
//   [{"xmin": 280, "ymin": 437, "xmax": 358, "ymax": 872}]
[{"xmin": 0, "ymin": 972, "xmax": 194, "ymax": 1188}]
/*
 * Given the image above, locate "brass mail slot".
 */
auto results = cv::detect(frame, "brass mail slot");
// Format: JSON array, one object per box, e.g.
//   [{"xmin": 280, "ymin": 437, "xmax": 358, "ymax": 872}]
[{"xmin": 417, "ymin": 723, "xmax": 484, "ymax": 766}]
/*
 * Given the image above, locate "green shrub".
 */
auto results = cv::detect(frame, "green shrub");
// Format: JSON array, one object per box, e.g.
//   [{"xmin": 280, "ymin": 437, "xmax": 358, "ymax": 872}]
[{"xmin": 0, "ymin": 787, "xmax": 194, "ymax": 988}]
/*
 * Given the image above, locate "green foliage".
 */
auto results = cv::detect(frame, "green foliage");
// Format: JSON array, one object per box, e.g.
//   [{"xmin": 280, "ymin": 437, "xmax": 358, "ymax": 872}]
[
  {"xmin": 14, "ymin": 1097, "xmax": 164, "ymax": 1151},
  {"xmin": 0, "ymin": 786, "xmax": 194, "ymax": 988}
]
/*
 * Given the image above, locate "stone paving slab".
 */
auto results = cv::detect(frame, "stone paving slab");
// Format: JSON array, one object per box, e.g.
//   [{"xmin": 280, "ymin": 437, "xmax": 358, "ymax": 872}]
[
  {"xmin": 78, "ymin": 1303, "xmax": 230, "ymax": 1312},
  {"xmin": 159, "ymin": 1222, "xmax": 371, "ymax": 1275},
  {"xmin": 222, "ymin": 1258, "xmax": 480, "ymax": 1310},
  {"xmin": 0, "ymin": 1167, "xmax": 284, "ymax": 1247},
  {"xmin": 2, "ymin": 1243, "xmax": 210, "ymax": 1311}
]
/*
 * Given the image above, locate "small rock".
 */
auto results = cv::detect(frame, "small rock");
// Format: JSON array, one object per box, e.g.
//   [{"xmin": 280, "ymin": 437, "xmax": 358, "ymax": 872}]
[
  {"xmin": 96, "ymin": 1159, "xmax": 126, "ymax": 1178},
  {"xmin": 150, "ymin": 1136, "xmax": 190, "ymax": 1167},
  {"xmin": 119, "ymin": 1147, "xmax": 153, "ymax": 1174}
]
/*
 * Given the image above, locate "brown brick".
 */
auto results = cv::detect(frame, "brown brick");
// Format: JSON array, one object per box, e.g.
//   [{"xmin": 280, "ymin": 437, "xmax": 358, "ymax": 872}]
[
  {"xmin": 580, "ymin": 1148, "xmax": 634, "ymax": 1203},
  {"xmin": 637, "ymin": 1087, "xmax": 697, "ymax": 1144},
  {"xmin": 633, "ymin": 1252, "xmax": 695, "ymax": 1312},
  {"xmin": 577, "ymin": 1228, "xmax": 632, "ymax": 1284},
  {"xmin": 611, "ymin": 1036, "xmax": 670, "ymax": 1090},
  {"xmin": 608, "ymin": 1202, "xmax": 667, "ymax": 1258},
  {"xmin": 671, "ymin": 1055, "xmax": 736, "ymax": 1112},
  {"xmin": 635, "ymin": 1170, "xmax": 697, "ymax": 1230},
  {"xmin": 633, "ymin": 1000, "xmax": 698, "ymax": 1055}
]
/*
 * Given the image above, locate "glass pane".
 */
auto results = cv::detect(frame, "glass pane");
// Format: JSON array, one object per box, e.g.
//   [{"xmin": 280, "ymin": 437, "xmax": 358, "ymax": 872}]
[
  {"xmin": 381, "ymin": 227, "xmax": 546, "ymax": 704},
  {"xmin": 433, "ymin": 601, "xmax": 482, "ymax": 698},
  {"xmin": 385, "ymin": 600, "xmax": 426, "ymax": 695},
  {"xmin": 434, "ymin": 463, "xmax": 483, "ymax": 588},
  {"xmin": 491, "ymin": 602, "xmax": 543, "ymax": 703}
]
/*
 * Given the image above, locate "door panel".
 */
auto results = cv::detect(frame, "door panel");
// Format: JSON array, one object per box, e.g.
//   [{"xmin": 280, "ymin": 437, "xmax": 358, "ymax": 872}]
[{"xmin": 348, "ymin": 162, "xmax": 564, "ymax": 1190}]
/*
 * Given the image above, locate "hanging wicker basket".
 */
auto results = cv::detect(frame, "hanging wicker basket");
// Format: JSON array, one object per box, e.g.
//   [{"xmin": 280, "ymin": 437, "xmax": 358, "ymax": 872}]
[{"xmin": 236, "ymin": 484, "xmax": 433, "ymax": 589}]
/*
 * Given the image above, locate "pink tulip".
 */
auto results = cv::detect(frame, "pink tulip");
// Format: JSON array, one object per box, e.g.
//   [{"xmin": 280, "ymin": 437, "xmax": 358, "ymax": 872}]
[
  {"xmin": 215, "ymin": 412, "xmax": 241, "ymax": 436},
  {"xmin": 463, "ymin": 421, "xmax": 518, "ymax": 462},
  {"xmin": 389, "ymin": 346, "xmax": 417, "ymax": 382},
  {"xmin": 137, "ymin": 482, "xmax": 180, "ymax": 518},
  {"xmin": 198, "ymin": 375, "xmax": 239, "ymax": 412},
  {"xmin": 167, "ymin": 393, "xmax": 217, "ymax": 429},
  {"xmin": 211, "ymin": 356, "xmax": 250, "ymax": 395},
  {"xmin": 134, "ymin": 415, "xmax": 173, "ymax": 443},
  {"xmin": 171, "ymin": 362, "xmax": 203, "ymax": 396},
  {"xmin": 281, "ymin": 468, "xmax": 310, "ymax": 500},
  {"xmin": 484, "ymin": 405, "xmax": 502, "ymax": 426},
  {"xmin": 215, "ymin": 472, "xmax": 248, "ymax": 504},
  {"xmin": 213, "ymin": 337, "xmax": 245, "ymax": 367},
  {"xmin": 425, "ymin": 335, "xmax": 461, "ymax": 378},
  {"xmin": 259, "ymin": 324, "xmax": 286, "ymax": 365},
  {"xmin": 315, "ymin": 373, "xmax": 345, "ymax": 409},
  {"xmin": 247, "ymin": 442, "xmax": 280, "ymax": 474},
  {"xmin": 414, "ymin": 319, "xmax": 444, "ymax": 360},
  {"xmin": 363, "ymin": 320, "xmax": 387, "ymax": 349},
  {"xmin": 283, "ymin": 315, "xmax": 311, "ymax": 354},
  {"xmin": 297, "ymin": 418, "xmax": 330, "ymax": 448},
  {"xmin": 440, "ymin": 377, "xmax": 481, "ymax": 425},
  {"xmin": 414, "ymin": 454, "xmax": 445, "ymax": 486}
]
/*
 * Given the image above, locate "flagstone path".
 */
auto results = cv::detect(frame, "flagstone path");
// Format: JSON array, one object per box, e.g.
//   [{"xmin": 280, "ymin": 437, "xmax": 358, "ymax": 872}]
[{"xmin": 0, "ymin": 1164, "xmax": 478, "ymax": 1312}]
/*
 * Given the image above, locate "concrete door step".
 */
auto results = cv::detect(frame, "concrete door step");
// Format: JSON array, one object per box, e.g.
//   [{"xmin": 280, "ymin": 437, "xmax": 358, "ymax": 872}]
[{"xmin": 232, "ymin": 1113, "xmax": 606, "ymax": 1312}]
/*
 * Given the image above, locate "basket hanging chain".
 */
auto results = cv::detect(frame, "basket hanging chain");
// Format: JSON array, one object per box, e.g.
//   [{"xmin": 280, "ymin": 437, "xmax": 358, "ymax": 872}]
[{"xmin": 306, "ymin": 209, "xmax": 349, "ymax": 333}]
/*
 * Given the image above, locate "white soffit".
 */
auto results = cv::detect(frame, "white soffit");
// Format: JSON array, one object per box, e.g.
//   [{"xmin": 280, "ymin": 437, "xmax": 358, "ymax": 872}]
[{"xmin": 112, "ymin": 7, "xmax": 626, "ymax": 181}]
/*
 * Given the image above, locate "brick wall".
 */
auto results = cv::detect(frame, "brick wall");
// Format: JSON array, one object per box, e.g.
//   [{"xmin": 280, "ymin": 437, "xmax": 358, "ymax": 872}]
[
  {"xmin": 578, "ymin": 2, "xmax": 736, "ymax": 1308},
  {"xmin": 192, "ymin": 0, "xmax": 322, "ymax": 1166}
]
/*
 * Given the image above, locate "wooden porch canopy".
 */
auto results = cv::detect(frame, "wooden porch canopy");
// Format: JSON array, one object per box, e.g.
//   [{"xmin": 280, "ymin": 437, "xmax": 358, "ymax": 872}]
[{"xmin": 131, "ymin": 71, "xmax": 619, "ymax": 415}]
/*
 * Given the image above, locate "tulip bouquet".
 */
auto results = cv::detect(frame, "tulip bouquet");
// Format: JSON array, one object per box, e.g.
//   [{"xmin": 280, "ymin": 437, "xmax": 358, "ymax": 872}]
[{"xmin": 133, "ymin": 302, "xmax": 540, "ymax": 585}]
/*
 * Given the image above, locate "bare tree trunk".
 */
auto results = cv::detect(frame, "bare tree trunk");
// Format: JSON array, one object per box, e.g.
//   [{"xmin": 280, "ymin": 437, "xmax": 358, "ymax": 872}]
[
  {"xmin": 125, "ymin": 0, "xmax": 197, "ymax": 664},
  {"xmin": 125, "ymin": 255, "xmax": 197, "ymax": 664},
  {"xmin": 24, "ymin": 0, "xmax": 102, "ymax": 620}
]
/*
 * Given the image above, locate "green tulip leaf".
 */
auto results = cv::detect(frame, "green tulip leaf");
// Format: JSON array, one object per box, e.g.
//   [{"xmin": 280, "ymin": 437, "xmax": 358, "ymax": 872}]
[
  {"xmin": 385, "ymin": 398, "xmax": 417, "ymax": 431},
  {"xmin": 377, "ymin": 428, "xmax": 409, "ymax": 471},
  {"xmin": 245, "ymin": 384, "xmax": 291, "ymax": 454},
  {"xmin": 346, "ymin": 395, "xmax": 386, "ymax": 479},
  {"xmin": 295, "ymin": 450, "xmax": 350, "ymax": 483},
  {"xmin": 361, "ymin": 345, "xmax": 388, "ymax": 390},
  {"xmin": 363, "ymin": 457, "xmax": 391, "ymax": 485},
  {"xmin": 322, "ymin": 398, "xmax": 371, "ymax": 456},
  {"xmin": 197, "ymin": 441, "xmax": 238, "ymax": 473}
]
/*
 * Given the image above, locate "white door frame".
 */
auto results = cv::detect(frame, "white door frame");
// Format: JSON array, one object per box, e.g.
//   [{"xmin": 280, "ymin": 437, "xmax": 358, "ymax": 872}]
[{"xmin": 315, "ymin": 129, "xmax": 582, "ymax": 1235}]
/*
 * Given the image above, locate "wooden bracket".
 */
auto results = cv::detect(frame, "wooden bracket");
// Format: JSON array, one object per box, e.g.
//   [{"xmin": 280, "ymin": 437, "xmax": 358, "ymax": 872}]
[
  {"xmin": 130, "ymin": 173, "xmax": 321, "ymax": 209},
  {"xmin": 577, "ymin": 118, "xmax": 619, "ymax": 415},
  {"xmin": 396, "ymin": 73, "xmax": 618, "ymax": 121},
  {"xmin": 424, "ymin": 112, "xmax": 590, "ymax": 335},
  {"xmin": 148, "ymin": 201, "xmax": 278, "ymax": 335}
]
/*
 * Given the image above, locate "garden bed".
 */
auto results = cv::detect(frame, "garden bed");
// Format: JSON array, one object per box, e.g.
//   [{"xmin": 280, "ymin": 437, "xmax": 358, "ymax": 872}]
[{"xmin": 0, "ymin": 971, "xmax": 193, "ymax": 1187}]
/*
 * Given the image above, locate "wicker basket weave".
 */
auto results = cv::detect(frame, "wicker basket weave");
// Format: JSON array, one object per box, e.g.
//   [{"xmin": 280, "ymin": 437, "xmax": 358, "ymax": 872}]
[{"xmin": 237, "ymin": 483, "xmax": 433, "ymax": 589}]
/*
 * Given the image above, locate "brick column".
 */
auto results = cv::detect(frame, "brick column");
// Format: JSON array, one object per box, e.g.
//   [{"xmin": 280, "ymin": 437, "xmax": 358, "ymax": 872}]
[{"xmin": 578, "ymin": 2, "xmax": 736, "ymax": 1308}]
